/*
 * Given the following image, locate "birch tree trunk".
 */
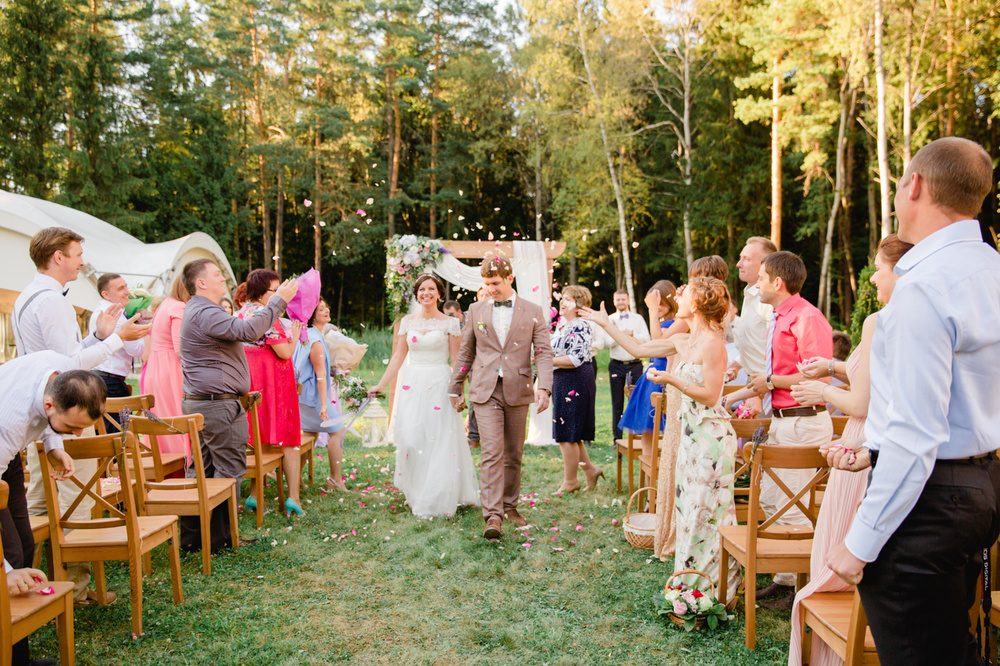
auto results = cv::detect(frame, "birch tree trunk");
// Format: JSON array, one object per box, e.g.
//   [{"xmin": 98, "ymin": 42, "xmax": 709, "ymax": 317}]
[
  {"xmin": 819, "ymin": 83, "xmax": 855, "ymax": 316},
  {"xmin": 875, "ymin": 0, "xmax": 892, "ymax": 238},
  {"xmin": 574, "ymin": 0, "xmax": 636, "ymax": 310}
]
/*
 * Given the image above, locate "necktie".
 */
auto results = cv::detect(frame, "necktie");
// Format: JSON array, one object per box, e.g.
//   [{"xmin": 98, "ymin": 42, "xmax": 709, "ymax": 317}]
[
  {"xmin": 494, "ymin": 300, "xmax": 512, "ymax": 308},
  {"xmin": 762, "ymin": 312, "xmax": 776, "ymax": 415}
]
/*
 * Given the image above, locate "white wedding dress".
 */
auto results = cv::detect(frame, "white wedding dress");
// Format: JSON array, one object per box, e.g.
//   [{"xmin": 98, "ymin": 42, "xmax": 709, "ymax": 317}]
[{"xmin": 392, "ymin": 316, "xmax": 480, "ymax": 518}]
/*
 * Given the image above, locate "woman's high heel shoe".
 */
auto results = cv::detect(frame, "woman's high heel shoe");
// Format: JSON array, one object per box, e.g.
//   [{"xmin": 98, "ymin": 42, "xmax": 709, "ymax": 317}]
[
  {"xmin": 245, "ymin": 496, "xmax": 257, "ymax": 512},
  {"xmin": 585, "ymin": 468, "xmax": 605, "ymax": 491},
  {"xmin": 552, "ymin": 482, "xmax": 581, "ymax": 496},
  {"xmin": 285, "ymin": 497, "xmax": 305, "ymax": 517}
]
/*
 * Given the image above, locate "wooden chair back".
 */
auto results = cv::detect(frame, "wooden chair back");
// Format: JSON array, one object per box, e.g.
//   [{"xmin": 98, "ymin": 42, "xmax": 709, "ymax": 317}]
[
  {"xmin": 95, "ymin": 394, "xmax": 156, "ymax": 434},
  {"xmin": 730, "ymin": 418, "xmax": 771, "ymax": 524},
  {"xmin": 241, "ymin": 391, "xmax": 264, "ymax": 452},
  {"xmin": 36, "ymin": 433, "xmax": 142, "ymax": 551},
  {"xmin": 128, "ymin": 415, "xmax": 205, "ymax": 514},
  {"xmin": 642, "ymin": 392, "xmax": 668, "ymax": 509},
  {"xmin": 744, "ymin": 441, "xmax": 830, "ymax": 539},
  {"xmin": 831, "ymin": 415, "xmax": 849, "ymax": 437}
]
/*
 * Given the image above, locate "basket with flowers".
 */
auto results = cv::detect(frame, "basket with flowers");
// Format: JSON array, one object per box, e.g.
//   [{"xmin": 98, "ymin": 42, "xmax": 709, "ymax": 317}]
[{"xmin": 653, "ymin": 570, "xmax": 732, "ymax": 632}]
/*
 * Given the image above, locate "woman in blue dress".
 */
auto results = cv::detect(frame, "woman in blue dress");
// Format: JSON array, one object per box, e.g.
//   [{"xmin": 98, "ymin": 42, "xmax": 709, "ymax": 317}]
[
  {"xmin": 617, "ymin": 279, "xmax": 684, "ymax": 458},
  {"xmin": 294, "ymin": 300, "xmax": 348, "ymax": 493}
]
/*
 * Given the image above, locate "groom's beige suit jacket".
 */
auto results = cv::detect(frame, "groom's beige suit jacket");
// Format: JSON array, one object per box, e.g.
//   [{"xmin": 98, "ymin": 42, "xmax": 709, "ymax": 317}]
[{"xmin": 449, "ymin": 297, "xmax": 553, "ymax": 405}]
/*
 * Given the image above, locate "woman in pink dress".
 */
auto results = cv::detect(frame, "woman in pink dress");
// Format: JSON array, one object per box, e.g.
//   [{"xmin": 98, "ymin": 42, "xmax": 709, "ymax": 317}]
[
  {"xmin": 786, "ymin": 234, "xmax": 913, "ymax": 666},
  {"xmin": 237, "ymin": 269, "xmax": 304, "ymax": 516},
  {"xmin": 140, "ymin": 277, "xmax": 191, "ymax": 461}
]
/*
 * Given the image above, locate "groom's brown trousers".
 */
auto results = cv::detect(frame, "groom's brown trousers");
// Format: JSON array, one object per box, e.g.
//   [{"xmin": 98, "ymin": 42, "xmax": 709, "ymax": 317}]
[{"xmin": 474, "ymin": 377, "xmax": 530, "ymax": 522}]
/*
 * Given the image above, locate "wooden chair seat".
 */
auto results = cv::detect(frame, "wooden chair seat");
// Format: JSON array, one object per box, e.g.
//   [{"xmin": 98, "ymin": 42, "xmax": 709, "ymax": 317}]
[
  {"xmin": 29, "ymin": 515, "xmax": 49, "ymax": 545},
  {"xmin": 29, "ymin": 514, "xmax": 53, "ymax": 576},
  {"xmin": 718, "ymin": 524, "xmax": 814, "ymax": 565},
  {"xmin": 8, "ymin": 580, "xmax": 75, "ymax": 627},
  {"xmin": 0, "ymin": 481, "xmax": 75, "ymax": 665},
  {"xmin": 145, "ymin": 478, "xmax": 237, "ymax": 507},
  {"xmin": 800, "ymin": 591, "xmax": 879, "ymax": 665},
  {"xmin": 247, "ymin": 451, "xmax": 284, "ymax": 470},
  {"xmin": 992, "ymin": 590, "xmax": 1000, "ymax": 622},
  {"xmin": 60, "ymin": 515, "xmax": 178, "ymax": 549}
]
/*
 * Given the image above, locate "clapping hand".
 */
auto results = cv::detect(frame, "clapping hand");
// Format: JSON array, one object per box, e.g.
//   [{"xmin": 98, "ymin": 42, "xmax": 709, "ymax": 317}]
[
  {"xmin": 290, "ymin": 320, "xmax": 303, "ymax": 342},
  {"xmin": 94, "ymin": 303, "xmax": 124, "ymax": 340},
  {"xmin": 117, "ymin": 313, "xmax": 152, "ymax": 342},
  {"xmin": 790, "ymin": 380, "xmax": 828, "ymax": 407},
  {"xmin": 577, "ymin": 302, "xmax": 611, "ymax": 329},
  {"xmin": 797, "ymin": 357, "xmax": 830, "ymax": 379}
]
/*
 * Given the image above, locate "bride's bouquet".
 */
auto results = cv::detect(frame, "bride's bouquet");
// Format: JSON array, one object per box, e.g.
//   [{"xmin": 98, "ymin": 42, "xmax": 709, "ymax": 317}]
[{"xmin": 334, "ymin": 374, "xmax": 371, "ymax": 411}]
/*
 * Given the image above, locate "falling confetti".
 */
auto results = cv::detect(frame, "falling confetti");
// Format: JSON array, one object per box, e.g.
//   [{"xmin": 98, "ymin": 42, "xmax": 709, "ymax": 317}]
[
  {"xmin": 357, "ymin": 209, "xmax": 366, "ymax": 217},
  {"xmin": 366, "ymin": 197, "xmax": 374, "ymax": 204},
  {"xmin": 304, "ymin": 199, "xmax": 312, "ymax": 207}
]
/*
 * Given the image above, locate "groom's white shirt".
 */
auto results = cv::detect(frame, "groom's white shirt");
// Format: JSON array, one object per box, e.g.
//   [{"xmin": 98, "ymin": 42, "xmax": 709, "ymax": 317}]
[{"xmin": 491, "ymin": 292, "xmax": 516, "ymax": 377}]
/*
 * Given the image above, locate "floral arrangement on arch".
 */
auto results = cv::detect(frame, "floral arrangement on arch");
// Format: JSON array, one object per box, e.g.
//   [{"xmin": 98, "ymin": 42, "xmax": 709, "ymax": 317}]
[{"xmin": 385, "ymin": 234, "xmax": 449, "ymax": 320}]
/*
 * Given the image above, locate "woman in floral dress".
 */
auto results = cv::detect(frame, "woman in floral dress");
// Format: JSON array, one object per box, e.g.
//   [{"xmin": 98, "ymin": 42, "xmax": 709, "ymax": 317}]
[{"xmin": 646, "ymin": 277, "xmax": 741, "ymax": 599}]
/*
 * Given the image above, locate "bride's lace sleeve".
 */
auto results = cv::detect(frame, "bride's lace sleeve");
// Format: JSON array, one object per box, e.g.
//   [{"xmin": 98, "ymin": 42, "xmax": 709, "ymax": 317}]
[
  {"xmin": 397, "ymin": 316, "xmax": 411, "ymax": 336},
  {"xmin": 447, "ymin": 317, "xmax": 461, "ymax": 337}
]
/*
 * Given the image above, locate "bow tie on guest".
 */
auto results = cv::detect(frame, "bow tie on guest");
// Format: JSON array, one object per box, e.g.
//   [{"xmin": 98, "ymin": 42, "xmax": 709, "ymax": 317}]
[
  {"xmin": 619, "ymin": 313, "xmax": 628, "ymax": 319},
  {"xmin": 494, "ymin": 299, "xmax": 513, "ymax": 308},
  {"xmin": 62, "ymin": 288, "xmax": 70, "ymax": 297}
]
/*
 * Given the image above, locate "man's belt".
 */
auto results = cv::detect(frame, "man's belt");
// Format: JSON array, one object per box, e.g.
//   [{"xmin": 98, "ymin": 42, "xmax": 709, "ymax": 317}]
[
  {"xmin": 871, "ymin": 449, "xmax": 996, "ymax": 469},
  {"xmin": 773, "ymin": 405, "xmax": 827, "ymax": 418},
  {"xmin": 183, "ymin": 393, "xmax": 241, "ymax": 401},
  {"xmin": 94, "ymin": 370, "xmax": 127, "ymax": 380}
]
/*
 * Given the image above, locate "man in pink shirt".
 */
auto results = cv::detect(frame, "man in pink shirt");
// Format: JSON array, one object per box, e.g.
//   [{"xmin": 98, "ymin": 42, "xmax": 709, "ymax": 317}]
[{"xmin": 748, "ymin": 250, "xmax": 833, "ymax": 609}]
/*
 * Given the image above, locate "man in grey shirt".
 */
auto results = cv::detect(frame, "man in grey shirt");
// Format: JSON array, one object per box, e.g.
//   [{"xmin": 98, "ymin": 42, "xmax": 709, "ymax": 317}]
[{"xmin": 179, "ymin": 259, "xmax": 298, "ymax": 481}]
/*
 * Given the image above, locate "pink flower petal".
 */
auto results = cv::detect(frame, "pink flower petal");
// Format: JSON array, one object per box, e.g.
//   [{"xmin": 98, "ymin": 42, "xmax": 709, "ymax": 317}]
[
  {"xmin": 575, "ymin": 524, "xmax": 583, "ymax": 531},
  {"xmin": 522, "ymin": 543, "xmax": 531, "ymax": 549},
  {"xmin": 402, "ymin": 385, "xmax": 411, "ymax": 390},
  {"xmin": 433, "ymin": 406, "xmax": 442, "ymax": 410}
]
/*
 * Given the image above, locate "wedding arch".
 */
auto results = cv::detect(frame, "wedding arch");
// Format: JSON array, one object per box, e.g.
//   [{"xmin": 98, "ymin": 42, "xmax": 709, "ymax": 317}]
[{"xmin": 384, "ymin": 236, "xmax": 566, "ymax": 446}]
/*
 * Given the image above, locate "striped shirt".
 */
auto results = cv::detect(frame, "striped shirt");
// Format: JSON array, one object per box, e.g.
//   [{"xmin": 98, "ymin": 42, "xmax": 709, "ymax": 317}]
[{"xmin": 0, "ymin": 351, "xmax": 78, "ymax": 474}]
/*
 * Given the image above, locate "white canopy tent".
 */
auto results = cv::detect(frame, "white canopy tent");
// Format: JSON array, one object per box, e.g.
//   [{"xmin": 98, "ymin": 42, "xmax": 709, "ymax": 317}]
[
  {"xmin": 0, "ymin": 189, "xmax": 238, "ymax": 362},
  {"xmin": 0, "ymin": 189, "xmax": 237, "ymax": 314}
]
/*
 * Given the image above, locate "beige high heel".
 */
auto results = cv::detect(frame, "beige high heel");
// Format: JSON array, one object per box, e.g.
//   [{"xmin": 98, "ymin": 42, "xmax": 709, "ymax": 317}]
[
  {"xmin": 552, "ymin": 482, "xmax": 581, "ymax": 496},
  {"xmin": 585, "ymin": 468, "xmax": 605, "ymax": 491}
]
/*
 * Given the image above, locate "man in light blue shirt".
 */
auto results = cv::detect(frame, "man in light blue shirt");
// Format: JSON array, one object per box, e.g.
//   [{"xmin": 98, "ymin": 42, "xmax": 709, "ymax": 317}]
[{"xmin": 826, "ymin": 137, "xmax": 1000, "ymax": 665}]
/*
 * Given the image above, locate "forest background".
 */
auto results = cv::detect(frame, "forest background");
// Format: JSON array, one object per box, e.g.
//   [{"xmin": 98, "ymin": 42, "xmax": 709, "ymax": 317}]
[{"xmin": 1, "ymin": 0, "xmax": 998, "ymax": 329}]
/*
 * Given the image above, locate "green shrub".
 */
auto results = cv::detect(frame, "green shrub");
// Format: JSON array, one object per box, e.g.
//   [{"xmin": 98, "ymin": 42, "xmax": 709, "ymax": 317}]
[{"xmin": 849, "ymin": 263, "xmax": 882, "ymax": 348}]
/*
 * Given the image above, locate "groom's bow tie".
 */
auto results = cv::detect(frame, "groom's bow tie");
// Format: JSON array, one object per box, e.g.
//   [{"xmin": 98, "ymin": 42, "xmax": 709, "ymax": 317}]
[{"xmin": 494, "ymin": 299, "xmax": 513, "ymax": 308}]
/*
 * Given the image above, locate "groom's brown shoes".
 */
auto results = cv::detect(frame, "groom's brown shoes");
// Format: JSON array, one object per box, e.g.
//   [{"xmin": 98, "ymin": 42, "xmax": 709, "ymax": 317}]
[
  {"xmin": 484, "ymin": 518, "xmax": 503, "ymax": 540},
  {"xmin": 504, "ymin": 509, "xmax": 527, "ymax": 527}
]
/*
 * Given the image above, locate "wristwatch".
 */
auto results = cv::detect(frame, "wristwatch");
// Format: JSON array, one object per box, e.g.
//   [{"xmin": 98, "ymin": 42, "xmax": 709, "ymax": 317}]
[{"xmin": 765, "ymin": 374, "xmax": 774, "ymax": 391}]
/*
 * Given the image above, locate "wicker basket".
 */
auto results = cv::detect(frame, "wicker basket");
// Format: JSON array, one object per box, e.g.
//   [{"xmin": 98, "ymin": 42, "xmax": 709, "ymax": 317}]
[
  {"xmin": 623, "ymin": 487, "xmax": 656, "ymax": 550},
  {"xmin": 664, "ymin": 569, "xmax": 716, "ymax": 630}
]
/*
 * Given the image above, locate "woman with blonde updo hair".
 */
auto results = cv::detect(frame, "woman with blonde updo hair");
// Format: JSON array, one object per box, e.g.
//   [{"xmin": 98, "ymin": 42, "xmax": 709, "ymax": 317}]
[{"xmin": 646, "ymin": 276, "xmax": 741, "ymax": 601}]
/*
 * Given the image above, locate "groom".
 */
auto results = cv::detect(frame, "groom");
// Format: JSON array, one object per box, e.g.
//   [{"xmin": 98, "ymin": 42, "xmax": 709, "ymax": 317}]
[{"xmin": 449, "ymin": 256, "xmax": 553, "ymax": 539}]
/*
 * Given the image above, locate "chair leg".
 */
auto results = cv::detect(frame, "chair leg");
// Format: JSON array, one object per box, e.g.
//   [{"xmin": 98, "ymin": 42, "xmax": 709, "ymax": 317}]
[
  {"xmin": 32, "ymin": 540, "xmax": 43, "ymax": 570},
  {"xmin": 616, "ymin": 450, "xmax": 623, "ymax": 492},
  {"xmin": 745, "ymin": 561, "xmax": 757, "ymax": 650},
  {"xmin": 255, "ymin": 475, "xmax": 264, "ymax": 529},
  {"xmin": 276, "ymin": 464, "xmax": 285, "ymax": 508},
  {"xmin": 44, "ymin": 540, "xmax": 54, "ymax": 581},
  {"xmin": 718, "ymin": 546, "xmax": 730, "ymax": 604},
  {"xmin": 142, "ymin": 551, "xmax": 152, "ymax": 576},
  {"xmin": 627, "ymin": 447, "xmax": 635, "ymax": 498},
  {"xmin": 58, "ymin": 590, "xmax": 75, "ymax": 666},
  {"xmin": 168, "ymin": 527, "xmax": 183, "ymax": 605},
  {"xmin": 93, "ymin": 561, "xmax": 109, "ymax": 606},
  {"xmin": 229, "ymin": 490, "xmax": 240, "ymax": 551},
  {"xmin": 200, "ymin": 509, "xmax": 211, "ymax": 576},
  {"xmin": 129, "ymin": 554, "xmax": 144, "ymax": 638}
]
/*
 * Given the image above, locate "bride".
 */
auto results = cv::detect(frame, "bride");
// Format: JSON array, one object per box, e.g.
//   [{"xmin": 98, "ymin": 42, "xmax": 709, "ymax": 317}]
[{"xmin": 370, "ymin": 273, "xmax": 480, "ymax": 518}]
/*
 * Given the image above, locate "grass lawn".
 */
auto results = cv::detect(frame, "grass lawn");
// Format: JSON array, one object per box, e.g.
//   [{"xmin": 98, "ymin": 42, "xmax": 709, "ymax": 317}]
[{"xmin": 34, "ymin": 337, "xmax": 794, "ymax": 665}]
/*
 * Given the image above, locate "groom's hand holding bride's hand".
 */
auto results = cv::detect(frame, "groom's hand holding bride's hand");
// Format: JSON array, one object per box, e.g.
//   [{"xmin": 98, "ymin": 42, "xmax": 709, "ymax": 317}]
[{"xmin": 450, "ymin": 394, "xmax": 467, "ymax": 412}]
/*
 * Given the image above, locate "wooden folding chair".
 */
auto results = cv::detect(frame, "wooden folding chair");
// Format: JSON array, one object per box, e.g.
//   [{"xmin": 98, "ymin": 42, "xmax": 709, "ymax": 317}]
[
  {"xmin": 637, "ymin": 392, "xmax": 669, "ymax": 511},
  {"xmin": 129, "ymin": 414, "xmax": 239, "ymax": 575},
  {"xmin": 241, "ymin": 392, "xmax": 285, "ymax": 528},
  {"xmin": 36, "ymin": 434, "xmax": 183, "ymax": 639},
  {"xmin": 799, "ymin": 589, "xmax": 878, "ymax": 665},
  {"xmin": 730, "ymin": 418, "xmax": 771, "ymax": 525},
  {"xmin": 0, "ymin": 480, "xmax": 76, "ymax": 666},
  {"xmin": 615, "ymin": 384, "xmax": 642, "ymax": 496},
  {"xmin": 294, "ymin": 383, "xmax": 316, "ymax": 487},
  {"xmin": 98, "ymin": 395, "xmax": 187, "ymax": 481},
  {"xmin": 718, "ymin": 441, "xmax": 830, "ymax": 649}
]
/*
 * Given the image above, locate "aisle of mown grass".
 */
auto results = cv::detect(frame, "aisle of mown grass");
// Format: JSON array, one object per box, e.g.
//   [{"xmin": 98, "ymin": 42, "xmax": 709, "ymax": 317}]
[{"xmin": 33, "ymin": 338, "xmax": 793, "ymax": 665}]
